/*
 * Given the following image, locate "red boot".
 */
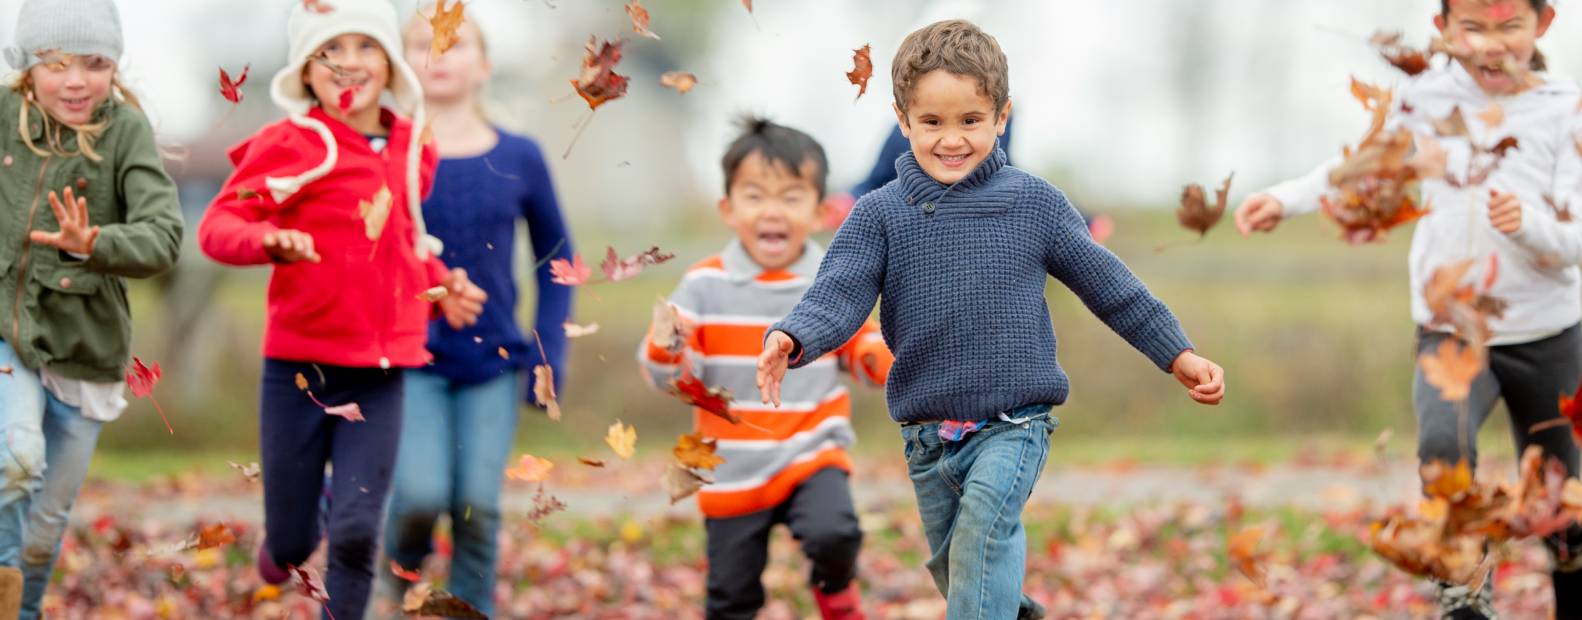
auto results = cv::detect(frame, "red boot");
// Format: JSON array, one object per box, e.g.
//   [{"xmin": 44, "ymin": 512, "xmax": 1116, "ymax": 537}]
[{"xmin": 813, "ymin": 583, "xmax": 866, "ymax": 620}]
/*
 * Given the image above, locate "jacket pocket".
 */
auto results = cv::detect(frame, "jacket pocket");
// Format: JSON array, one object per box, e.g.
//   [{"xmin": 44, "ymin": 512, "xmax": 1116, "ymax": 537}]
[{"xmin": 28, "ymin": 263, "xmax": 127, "ymax": 372}]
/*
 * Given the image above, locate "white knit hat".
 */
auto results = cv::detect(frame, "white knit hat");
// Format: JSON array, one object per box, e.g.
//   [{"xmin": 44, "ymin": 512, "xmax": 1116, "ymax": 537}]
[
  {"xmin": 266, "ymin": 0, "xmax": 438, "ymax": 259},
  {"xmin": 3, "ymin": 0, "xmax": 124, "ymax": 70}
]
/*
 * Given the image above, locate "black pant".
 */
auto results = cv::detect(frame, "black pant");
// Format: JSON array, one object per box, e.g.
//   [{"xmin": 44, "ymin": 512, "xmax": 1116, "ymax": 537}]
[
  {"xmin": 1414, "ymin": 325, "xmax": 1582, "ymax": 570},
  {"xmin": 704, "ymin": 467, "xmax": 862, "ymax": 620}
]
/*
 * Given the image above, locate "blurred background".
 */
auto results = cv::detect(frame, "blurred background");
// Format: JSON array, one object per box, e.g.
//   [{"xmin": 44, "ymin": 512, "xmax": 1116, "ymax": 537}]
[{"xmin": 1, "ymin": 0, "xmax": 1572, "ymax": 468}]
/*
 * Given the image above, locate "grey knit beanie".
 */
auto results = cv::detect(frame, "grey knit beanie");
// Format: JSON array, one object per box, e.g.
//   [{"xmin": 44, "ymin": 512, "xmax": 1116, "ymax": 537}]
[{"xmin": 3, "ymin": 0, "xmax": 124, "ymax": 70}]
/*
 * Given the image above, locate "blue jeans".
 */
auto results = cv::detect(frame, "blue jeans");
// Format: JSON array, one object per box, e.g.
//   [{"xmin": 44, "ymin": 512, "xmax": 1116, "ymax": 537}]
[
  {"xmin": 0, "ymin": 340, "xmax": 104, "ymax": 620},
  {"xmin": 383, "ymin": 370, "xmax": 518, "ymax": 617},
  {"xmin": 901, "ymin": 405, "xmax": 1056, "ymax": 620}
]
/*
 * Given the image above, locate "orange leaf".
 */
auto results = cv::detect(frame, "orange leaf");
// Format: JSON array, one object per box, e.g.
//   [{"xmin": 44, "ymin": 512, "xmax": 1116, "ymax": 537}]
[
  {"xmin": 660, "ymin": 71, "xmax": 698, "ymax": 95},
  {"xmin": 846, "ymin": 44, "xmax": 873, "ymax": 100},
  {"xmin": 625, "ymin": 0, "xmax": 660, "ymax": 40},
  {"xmin": 505, "ymin": 454, "xmax": 554, "ymax": 483},
  {"xmin": 1370, "ymin": 31, "xmax": 1431, "ymax": 76},
  {"xmin": 1227, "ymin": 526, "xmax": 1267, "ymax": 588},
  {"xmin": 429, "ymin": 0, "xmax": 467, "ymax": 59},
  {"xmin": 390, "ymin": 560, "xmax": 421, "ymax": 583},
  {"xmin": 571, "ymin": 37, "xmax": 629, "ymax": 111},
  {"xmin": 1418, "ymin": 339, "xmax": 1484, "ymax": 402},
  {"xmin": 196, "ymin": 523, "xmax": 236, "ymax": 550},
  {"xmin": 673, "ymin": 432, "xmax": 725, "ymax": 470},
  {"xmin": 1421, "ymin": 459, "xmax": 1474, "ymax": 501}
]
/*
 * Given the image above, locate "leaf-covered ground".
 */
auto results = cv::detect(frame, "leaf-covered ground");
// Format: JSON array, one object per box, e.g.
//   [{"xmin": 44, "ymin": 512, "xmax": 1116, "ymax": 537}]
[{"xmin": 40, "ymin": 455, "xmax": 1568, "ymax": 619}]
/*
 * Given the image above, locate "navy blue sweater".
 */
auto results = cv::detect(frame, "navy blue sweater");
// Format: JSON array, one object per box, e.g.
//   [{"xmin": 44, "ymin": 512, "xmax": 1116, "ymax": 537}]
[
  {"xmin": 773, "ymin": 147, "xmax": 1193, "ymax": 423},
  {"xmin": 420, "ymin": 129, "xmax": 573, "ymax": 396}
]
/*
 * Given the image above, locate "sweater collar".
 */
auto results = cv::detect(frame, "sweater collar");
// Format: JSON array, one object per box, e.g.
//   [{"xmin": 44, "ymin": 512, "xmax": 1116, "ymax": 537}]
[
  {"xmin": 721, "ymin": 239, "xmax": 824, "ymax": 282},
  {"xmin": 894, "ymin": 141, "xmax": 1008, "ymax": 205}
]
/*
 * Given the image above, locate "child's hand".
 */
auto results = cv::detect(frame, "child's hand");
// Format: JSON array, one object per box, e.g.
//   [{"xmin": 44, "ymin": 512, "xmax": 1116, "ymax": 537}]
[
  {"xmin": 756, "ymin": 330, "xmax": 795, "ymax": 407},
  {"xmin": 1488, "ymin": 189, "xmax": 1522, "ymax": 234},
  {"xmin": 29, "ymin": 187, "xmax": 100, "ymax": 256},
  {"xmin": 261, "ymin": 229, "xmax": 321, "ymax": 263},
  {"xmin": 1233, "ymin": 193, "xmax": 1285, "ymax": 236},
  {"xmin": 1170, "ymin": 350, "xmax": 1225, "ymax": 405},
  {"xmin": 437, "ymin": 268, "xmax": 488, "ymax": 329}
]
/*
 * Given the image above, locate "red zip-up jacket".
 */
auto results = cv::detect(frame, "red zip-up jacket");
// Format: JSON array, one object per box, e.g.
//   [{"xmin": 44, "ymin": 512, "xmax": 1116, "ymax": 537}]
[{"xmin": 199, "ymin": 107, "xmax": 445, "ymax": 369}]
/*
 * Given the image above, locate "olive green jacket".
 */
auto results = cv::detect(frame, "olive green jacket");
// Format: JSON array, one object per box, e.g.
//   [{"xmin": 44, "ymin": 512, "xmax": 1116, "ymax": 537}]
[{"xmin": 0, "ymin": 90, "xmax": 182, "ymax": 382}]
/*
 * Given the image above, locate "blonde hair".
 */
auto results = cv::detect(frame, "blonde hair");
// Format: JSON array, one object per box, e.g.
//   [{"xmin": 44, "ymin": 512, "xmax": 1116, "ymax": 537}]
[{"xmin": 12, "ymin": 69, "xmax": 142, "ymax": 162}]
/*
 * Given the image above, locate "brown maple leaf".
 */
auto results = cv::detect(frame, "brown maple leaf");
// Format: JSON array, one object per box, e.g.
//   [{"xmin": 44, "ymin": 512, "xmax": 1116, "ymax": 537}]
[
  {"xmin": 533, "ymin": 365, "xmax": 560, "ymax": 421},
  {"xmin": 1370, "ymin": 31, "xmax": 1431, "ymax": 76},
  {"xmin": 847, "ymin": 44, "xmax": 873, "ymax": 101},
  {"xmin": 195, "ymin": 523, "xmax": 236, "ymax": 550},
  {"xmin": 674, "ymin": 432, "xmax": 726, "ymax": 470},
  {"xmin": 625, "ymin": 0, "xmax": 660, "ymax": 40},
  {"xmin": 403, "ymin": 582, "xmax": 487, "ymax": 619},
  {"xmin": 1543, "ymin": 193, "xmax": 1575, "ymax": 223},
  {"xmin": 662, "ymin": 461, "xmax": 713, "ymax": 504},
  {"xmin": 1175, "ymin": 172, "xmax": 1233, "ymax": 238},
  {"xmin": 428, "ymin": 0, "xmax": 467, "ymax": 60},
  {"xmin": 565, "ymin": 37, "xmax": 630, "ymax": 158},
  {"xmin": 660, "ymin": 71, "xmax": 698, "ymax": 95}
]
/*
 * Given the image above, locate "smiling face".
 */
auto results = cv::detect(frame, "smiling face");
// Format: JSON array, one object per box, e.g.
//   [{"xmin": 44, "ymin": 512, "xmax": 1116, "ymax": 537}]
[
  {"xmin": 403, "ymin": 13, "xmax": 489, "ymax": 103},
  {"xmin": 303, "ymin": 33, "xmax": 391, "ymax": 119},
  {"xmin": 1435, "ymin": 0, "xmax": 1554, "ymax": 96},
  {"xmin": 26, "ymin": 52, "xmax": 115, "ymax": 126},
  {"xmin": 894, "ymin": 70, "xmax": 1011, "ymax": 185},
  {"xmin": 718, "ymin": 151, "xmax": 828, "ymax": 271}
]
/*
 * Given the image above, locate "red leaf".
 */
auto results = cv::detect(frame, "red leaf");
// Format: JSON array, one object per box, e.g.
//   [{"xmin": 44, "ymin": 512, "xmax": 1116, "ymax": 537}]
[
  {"xmin": 390, "ymin": 560, "xmax": 421, "ymax": 583},
  {"xmin": 571, "ymin": 38, "xmax": 629, "ymax": 111},
  {"xmin": 549, "ymin": 254, "xmax": 592, "ymax": 285},
  {"xmin": 668, "ymin": 371, "xmax": 738, "ymax": 423},
  {"xmin": 126, "ymin": 357, "xmax": 174, "ymax": 434},
  {"xmin": 219, "ymin": 65, "xmax": 249, "ymax": 104},
  {"xmin": 290, "ymin": 565, "xmax": 330, "ymax": 604},
  {"xmin": 1560, "ymin": 383, "xmax": 1582, "ymax": 444},
  {"xmin": 847, "ymin": 44, "xmax": 873, "ymax": 100},
  {"xmin": 196, "ymin": 523, "xmax": 236, "ymax": 550},
  {"xmin": 337, "ymin": 86, "xmax": 357, "ymax": 113}
]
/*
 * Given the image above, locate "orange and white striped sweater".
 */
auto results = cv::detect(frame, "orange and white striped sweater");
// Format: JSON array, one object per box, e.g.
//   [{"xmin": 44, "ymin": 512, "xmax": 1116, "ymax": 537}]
[{"xmin": 638, "ymin": 240, "xmax": 891, "ymax": 518}]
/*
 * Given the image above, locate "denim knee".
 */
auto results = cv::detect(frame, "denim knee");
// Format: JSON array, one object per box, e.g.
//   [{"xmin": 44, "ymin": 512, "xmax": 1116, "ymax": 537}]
[{"xmin": 0, "ymin": 425, "xmax": 45, "ymax": 493}]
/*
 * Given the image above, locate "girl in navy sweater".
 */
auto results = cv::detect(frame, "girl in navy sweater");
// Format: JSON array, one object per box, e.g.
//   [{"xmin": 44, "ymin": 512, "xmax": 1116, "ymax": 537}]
[{"xmin": 373, "ymin": 8, "xmax": 573, "ymax": 616}]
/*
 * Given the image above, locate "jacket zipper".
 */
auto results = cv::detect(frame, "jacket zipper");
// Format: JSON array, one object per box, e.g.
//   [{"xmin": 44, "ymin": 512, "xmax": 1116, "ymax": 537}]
[{"xmin": 12, "ymin": 155, "xmax": 53, "ymax": 345}]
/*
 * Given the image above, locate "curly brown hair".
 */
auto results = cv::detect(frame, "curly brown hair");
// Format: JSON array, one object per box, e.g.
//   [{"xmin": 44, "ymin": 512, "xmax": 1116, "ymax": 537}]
[{"xmin": 890, "ymin": 19, "xmax": 1009, "ymax": 119}]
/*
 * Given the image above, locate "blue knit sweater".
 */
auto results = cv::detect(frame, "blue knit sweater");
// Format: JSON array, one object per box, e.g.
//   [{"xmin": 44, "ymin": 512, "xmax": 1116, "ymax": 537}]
[
  {"xmin": 772, "ymin": 147, "xmax": 1193, "ymax": 423},
  {"xmin": 419, "ymin": 129, "xmax": 574, "ymax": 396}
]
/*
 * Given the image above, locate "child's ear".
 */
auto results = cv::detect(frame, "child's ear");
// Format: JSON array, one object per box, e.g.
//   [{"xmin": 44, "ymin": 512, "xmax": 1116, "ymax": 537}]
[
  {"xmin": 997, "ymin": 99, "xmax": 1013, "ymax": 136},
  {"xmin": 1432, "ymin": 13, "xmax": 1448, "ymax": 32},
  {"xmin": 814, "ymin": 197, "xmax": 835, "ymax": 232},
  {"xmin": 1538, "ymin": 5, "xmax": 1557, "ymax": 36},
  {"xmin": 892, "ymin": 102, "xmax": 910, "ymax": 138},
  {"xmin": 717, "ymin": 196, "xmax": 734, "ymax": 222}
]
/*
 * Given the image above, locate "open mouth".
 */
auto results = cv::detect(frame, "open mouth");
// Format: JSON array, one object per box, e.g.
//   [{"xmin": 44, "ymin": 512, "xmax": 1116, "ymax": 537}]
[
  {"xmin": 1476, "ymin": 61, "xmax": 1511, "ymax": 84},
  {"xmin": 755, "ymin": 229, "xmax": 791, "ymax": 255},
  {"xmin": 334, "ymin": 75, "xmax": 370, "ymax": 90},
  {"xmin": 59, "ymin": 96, "xmax": 91, "ymax": 111},
  {"xmin": 936, "ymin": 152, "xmax": 971, "ymax": 169}
]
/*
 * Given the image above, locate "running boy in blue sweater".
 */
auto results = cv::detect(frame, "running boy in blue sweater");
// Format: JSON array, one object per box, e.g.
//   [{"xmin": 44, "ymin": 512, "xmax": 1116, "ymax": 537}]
[{"xmin": 756, "ymin": 19, "xmax": 1225, "ymax": 619}]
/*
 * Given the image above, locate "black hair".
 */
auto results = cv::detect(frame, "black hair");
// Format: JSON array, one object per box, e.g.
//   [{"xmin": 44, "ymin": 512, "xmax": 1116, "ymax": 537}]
[
  {"xmin": 721, "ymin": 116, "xmax": 829, "ymax": 198},
  {"xmin": 1440, "ymin": 0, "xmax": 1550, "ymax": 69}
]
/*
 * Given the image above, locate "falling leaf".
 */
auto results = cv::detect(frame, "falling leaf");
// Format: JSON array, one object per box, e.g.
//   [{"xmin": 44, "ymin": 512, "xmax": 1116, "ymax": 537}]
[
  {"xmin": 1227, "ymin": 526, "xmax": 1267, "ymax": 588},
  {"xmin": 846, "ymin": 44, "xmax": 873, "ymax": 101},
  {"xmin": 227, "ymin": 461, "xmax": 261, "ymax": 483},
  {"xmin": 1543, "ymin": 194, "xmax": 1575, "ymax": 223},
  {"xmin": 402, "ymin": 582, "xmax": 487, "ymax": 618},
  {"xmin": 416, "ymin": 286, "xmax": 448, "ymax": 302},
  {"xmin": 564, "ymin": 37, "xmax": 630, "ymax": 158},
  {"xmin": 324, "ymin": 402, "xmax": 365, "ymax": 422},
  {"xmin": 1489, "ymin": 136, "xmax": 1520, "ymax": 159},
  {"xmin": 669, "ymin": 372, "xmax": 738, "ymax": 423},
  {"xmin": 337, "ymin": 85, "xmax": 357, "ymax": 113},
  {"xmin": 533, "ymin": 365, "xmax": 560, "ymax": 421},
  {"xmin": 650, "ymin": 300, "xmax": 684, "ymax": 353},
  {"xmin": 1320, "ymin": 79, "xmax": 1431, "ymax": 244},
  {"xmin": 741, "ymin": 0, "xmax": 752, "ymax": 14},
  {"xmin": 1175, "ymin": 172, "xmax": 1233, "ymax": 238},
  {"xmin": 390, "ymin": 561, "xmax": 421, "ymax": 583},
  {"xmin": 1477, "ymin": 104, "xmax": 1504, "ymax": 128},
  {"xmin": 549, "ymin": 254, "xmax": 592, "ymax": 285},
  {"xmin": 625, "ymin": 0, "xmax": 660, "ymax": 40},
  {"xmin": 563, "ymin": 321, "xmax": 600, "ymax": 338},
  {"xmin": 219, "ymin": 65, "xmax": 249, "ymax": 104},
  {"xmin": 253, "ymin": 584, "xmax": 281, "ymax": 603},
  {"xmin": 577, "ymin": 457, "xmax": 606, "ymax": 468},
  {"xmin": 1556, "ymin": 382, "xmax": 1582, "ymax": 444},
  {"xmin": 126, "ymin": 357, "xmax": 174, "ymax": 434},
  {"xmin": 506, "ymin": 454, "xmax": 554, "ymax": 483},
  {"xmin": 290, "ymin": 565, "xmax": 330, "ymax": 605},
  {"xmin": 0, "ymin": 366, "xmax": 12, "ymax": 375},
  {"xmin": 1418, "ymin": 339, "xmax": 1484, "ymax": 402},
  {"xmin": 659, "ymin": 71, "xmax": 698, "ymax": 94},
  {"xmin": 358, "ymin": 185, "xmax": 393, "ymax": 242},
  {"xmin": 1370, "ymin": 31, "xmax": 1431, "ymax": 76},
  {"xmin": 1421, "ymin": 459, "xmax": 1474, "ymax": 501},
  {"xmin": 498, "ymin": 347, "xmax": 510, "ymax": 360},
  {"xmin": 302, "ymin": 0, "xmax": 333, "ymax": 13},
  {"xmin": 673, "ymin": 432, "xmax": 725, "ymax": 470},
  {"xmin": 526, "ymin": 485, "xmax": 567, "ymax": 522},
  {"xmin": 662, "ymin": 461, "xmax": 713, "ymax": 504},
  {"xmin": 429, "ymin": 0, "xmax": 467, "ymax": 59},
  {"xmin": 195, "ymin": 523, "xmax": 236, "ymax": 550},
  {"xmin": 601, "ymin": 245, "xmax": 675, "ymax": 282},
  {"xmin": 606, "ymin": 421, "xmax": 637, "ymax": 460}
]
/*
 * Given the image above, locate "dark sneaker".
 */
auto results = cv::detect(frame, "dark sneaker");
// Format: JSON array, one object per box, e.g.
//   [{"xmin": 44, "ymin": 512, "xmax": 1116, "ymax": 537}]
[{"xmin": 1436, "ymin": 577, "xmax": 1497, "ymax": 620}]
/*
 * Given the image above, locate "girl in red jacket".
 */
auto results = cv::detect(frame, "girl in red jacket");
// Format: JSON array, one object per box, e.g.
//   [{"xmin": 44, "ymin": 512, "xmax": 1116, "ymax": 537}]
[{"xmin": 197, "ymin": 1, "xmax": 484, "ymax": 617}]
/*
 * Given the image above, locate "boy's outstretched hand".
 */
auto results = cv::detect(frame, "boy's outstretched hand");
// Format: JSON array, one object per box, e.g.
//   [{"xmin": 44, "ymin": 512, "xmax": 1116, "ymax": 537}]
[
  {"xmin": 1234, "ymin": 193, "xmax": 1285, "ymax": 236},
  {"xmin": 757, "ymin": 330, "xmax": 795, "ymax": 407},
  {"xmin": 1170, "ymin": 350, "xmax": 1225, "ymax": 405},
  {"xmin": 437, "ymin": 268, "xmax": 488, "ymax": 329}
]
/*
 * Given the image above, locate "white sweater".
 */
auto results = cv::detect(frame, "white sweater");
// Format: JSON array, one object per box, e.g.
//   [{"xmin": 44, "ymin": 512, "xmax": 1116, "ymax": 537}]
[{"xmin": 1267, "ymin": 63, "xmax": 1582, "ymax": 345}]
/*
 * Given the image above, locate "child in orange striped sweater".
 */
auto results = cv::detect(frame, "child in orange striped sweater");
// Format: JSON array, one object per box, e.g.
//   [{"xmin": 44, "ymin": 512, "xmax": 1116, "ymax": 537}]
[{"xmin": 639, "ymin": 117, "xmax": 891, "ymax": 620}]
